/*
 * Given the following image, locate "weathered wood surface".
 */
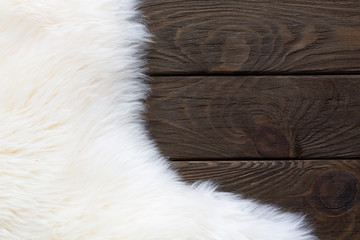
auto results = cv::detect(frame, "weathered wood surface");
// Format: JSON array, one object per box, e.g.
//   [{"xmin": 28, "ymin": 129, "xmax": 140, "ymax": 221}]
[
  {"xmin": 142, "ymin": 0, "xmax": 360, "ymax": 75},
  {"xmin": 146, "ymin": 76, "xmax": 360, "ymax": 159},
  {"xmin": 173, "ymin": 160, "xmax": 360, "ymax": 240}
]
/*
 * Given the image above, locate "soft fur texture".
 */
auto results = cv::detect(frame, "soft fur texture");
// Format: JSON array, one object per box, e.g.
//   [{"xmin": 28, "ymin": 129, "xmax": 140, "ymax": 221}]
[{"xmin": 0, "ymin": 1, "xmax": 317, "ymax": 239}]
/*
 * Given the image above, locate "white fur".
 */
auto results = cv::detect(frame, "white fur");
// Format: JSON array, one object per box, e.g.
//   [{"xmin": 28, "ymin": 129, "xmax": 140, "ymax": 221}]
[{"xmin": 0, "ymin": 1, "xmax": 317, "ymax": 239}]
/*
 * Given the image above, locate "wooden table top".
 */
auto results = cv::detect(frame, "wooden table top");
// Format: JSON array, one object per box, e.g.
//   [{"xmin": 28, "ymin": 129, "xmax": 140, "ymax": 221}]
[{"xmin": 142, "ymin": 1, "xmax": 360, "ymax": 239}]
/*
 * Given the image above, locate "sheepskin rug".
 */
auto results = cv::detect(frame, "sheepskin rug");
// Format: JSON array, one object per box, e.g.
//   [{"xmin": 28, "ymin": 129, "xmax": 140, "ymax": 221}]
[{"xmin": 0, "ymin": 0, "xmax": 317, "ymax": 239}]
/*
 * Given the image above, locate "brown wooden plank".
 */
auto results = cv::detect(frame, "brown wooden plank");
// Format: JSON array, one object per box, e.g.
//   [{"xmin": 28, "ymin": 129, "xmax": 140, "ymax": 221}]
[
  {"xmin": 146, "ymin": 76, "xmax": 360, "ymax": 159},
  {"xmin": 142, "ymin": 0, "xmax": 360, "ymax": 75},
  {"xmin": 172, "ymin": 160, "xmax": 360, "ymax": 240}
]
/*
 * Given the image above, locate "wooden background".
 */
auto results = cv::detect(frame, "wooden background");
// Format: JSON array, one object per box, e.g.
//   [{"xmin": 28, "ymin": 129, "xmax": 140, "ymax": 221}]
[{"xmin": 141, "ymin": 1, "xmax": 360, "ymax": 239}]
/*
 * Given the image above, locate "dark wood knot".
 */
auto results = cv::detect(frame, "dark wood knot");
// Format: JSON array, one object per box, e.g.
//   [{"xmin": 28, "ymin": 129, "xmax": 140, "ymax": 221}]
[
  {"xmin": 312, "ymin": 170, "xmax": 359, "ymax": 215},
  {"xmin": 254, "ymin": 125, "xmax": 290, "ymax": 158}
]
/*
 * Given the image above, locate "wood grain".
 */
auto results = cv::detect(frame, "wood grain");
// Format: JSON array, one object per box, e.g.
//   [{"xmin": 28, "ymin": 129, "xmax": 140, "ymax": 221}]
[
  {"xmin": 172, "ymin": 160, "xmax": 360, "ymax": 240},
  {"xmin": 142, "ymin": 0, "xmax": 360, "ymax": 75},
  {"xmin": 146, "ymin": 76, "xmax": 360, "ymax": 159}
]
